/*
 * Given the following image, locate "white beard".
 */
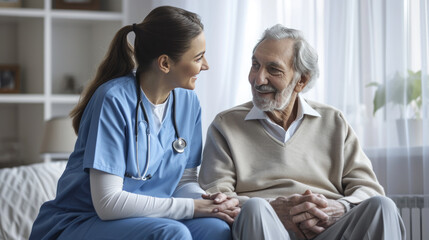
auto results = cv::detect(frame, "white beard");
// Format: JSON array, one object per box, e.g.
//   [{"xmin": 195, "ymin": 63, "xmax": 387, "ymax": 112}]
[{"xmin": 252, "ymin": 78, "xmax": 299, "ymax": 112}]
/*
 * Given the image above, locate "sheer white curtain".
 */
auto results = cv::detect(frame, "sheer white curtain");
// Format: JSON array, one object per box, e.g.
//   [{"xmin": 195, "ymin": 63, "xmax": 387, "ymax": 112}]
[
  {"xmin": 324, "ymin": 0, "xmax": 429, "ymax": 197},
  {"xmin": 126, "ymin": 0, "xmax": 428, "ymax": 197}
]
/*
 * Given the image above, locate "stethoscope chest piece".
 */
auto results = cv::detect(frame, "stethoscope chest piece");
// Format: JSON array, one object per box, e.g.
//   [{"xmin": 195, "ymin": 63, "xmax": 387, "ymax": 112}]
[{"xmin": 173, "ymin": 137, "xmax": 187, "ymax": 153}]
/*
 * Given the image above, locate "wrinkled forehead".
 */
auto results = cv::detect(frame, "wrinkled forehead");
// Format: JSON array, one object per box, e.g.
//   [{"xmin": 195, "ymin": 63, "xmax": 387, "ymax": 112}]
[{"xmin": 253, "ymin": 38, "xmax": 295, "ymax": 68}]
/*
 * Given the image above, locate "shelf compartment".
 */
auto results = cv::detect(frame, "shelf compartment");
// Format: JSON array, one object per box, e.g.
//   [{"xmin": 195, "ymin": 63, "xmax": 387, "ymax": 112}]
[
  {"xmin": 0, "ymin": 0, "xmax": 44, "ymax": 10},
  {"xmin": 52, "ymin": 0, "xmax": 122, "ymax": 12},
  {"xmin": 51, "ymin": 19, "xmax": 122, "ymax": 94},
  {"xmin": 0, "ymin": 16, "xmax": 44, "ymax": 94},
  {"xmin": 20, "ymin": 0, "xmax": 44, "ymax": 9}
]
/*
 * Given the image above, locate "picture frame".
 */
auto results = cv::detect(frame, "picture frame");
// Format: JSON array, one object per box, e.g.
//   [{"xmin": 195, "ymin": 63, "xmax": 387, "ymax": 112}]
[
  {"xmin": 53, "ymin": 0, "xmax": 100, "ymax": 11},
  {"xmin": 0, "ymin": 0, "xmax": 22, "ymax": 8},
  {"xmin": 0, "ymin": 65, "xmax": 20, "ymax": 93}
]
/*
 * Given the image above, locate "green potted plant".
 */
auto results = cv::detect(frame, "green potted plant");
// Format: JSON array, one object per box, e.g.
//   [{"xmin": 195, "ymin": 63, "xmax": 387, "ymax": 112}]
[
  {"xmin": 367, "ymin": 69, "xmax": 422, "ymax": 118},
  {"xmin": 366, "ymin": 69, "xmax": 423, "ymax": 146}
]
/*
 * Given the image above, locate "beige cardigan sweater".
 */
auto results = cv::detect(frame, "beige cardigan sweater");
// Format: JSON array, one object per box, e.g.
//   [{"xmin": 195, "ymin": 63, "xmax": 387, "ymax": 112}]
[{"xmin": 199, "ymin": 101, "xmax": 384, "ymax": 204}]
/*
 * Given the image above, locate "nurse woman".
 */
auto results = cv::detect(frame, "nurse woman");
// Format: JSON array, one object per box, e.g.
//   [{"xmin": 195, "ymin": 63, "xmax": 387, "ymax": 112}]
[{"xmin": 30, "ymin": 6, "xmax": 239, "ymax": 240}]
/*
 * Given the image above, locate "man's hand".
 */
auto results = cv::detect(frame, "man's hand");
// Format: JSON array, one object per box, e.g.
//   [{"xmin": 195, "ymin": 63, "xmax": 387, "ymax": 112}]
[
  {"xmin": 291, "ymin": 190, "xmax": 346, "ymax": 239},
  {"xmin": 314, "ymin": 198, "xmax": 345, "ymax": 228},
  {"xmin": 202, "ymin": 192, "xmax": 230, "ymax": 204},
  {"xmin": 270, "ymin": 191, "xmax": 328, "ymax": 239}
]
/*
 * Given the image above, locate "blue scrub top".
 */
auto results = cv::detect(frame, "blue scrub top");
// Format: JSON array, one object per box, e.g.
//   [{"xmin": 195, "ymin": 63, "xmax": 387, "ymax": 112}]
[{"xmin": 30, "ymin": 74, "xmax": 203, "ymax": 238}]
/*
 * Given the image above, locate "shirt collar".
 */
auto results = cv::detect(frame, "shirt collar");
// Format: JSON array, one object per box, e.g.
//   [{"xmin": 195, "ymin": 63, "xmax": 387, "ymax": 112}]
[{"xmin": 245, "ymin": 94, "xmax": 321, "ymax": 121}]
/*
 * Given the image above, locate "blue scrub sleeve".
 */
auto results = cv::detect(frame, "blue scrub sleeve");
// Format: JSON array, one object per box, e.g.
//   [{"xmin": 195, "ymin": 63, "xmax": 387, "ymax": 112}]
[
  {"xmin": 83, "ymin": 93, "xmax": 128, "ymax": 176},
  {"xmin": 185, "ymin": 102, "xmax": 202, "ymax": 169}
]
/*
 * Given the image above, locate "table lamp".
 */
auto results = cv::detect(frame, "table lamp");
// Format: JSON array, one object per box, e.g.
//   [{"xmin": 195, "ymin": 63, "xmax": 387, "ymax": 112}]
[{"xmin": 41, "ymin": 117, "xmax": 77, "ymax": 159}]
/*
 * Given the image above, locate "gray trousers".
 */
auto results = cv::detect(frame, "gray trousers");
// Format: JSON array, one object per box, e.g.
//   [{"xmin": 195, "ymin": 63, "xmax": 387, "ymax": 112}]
[{"xmin": 232, "ymin": 196, "xmax": 405, "ymax": 240}]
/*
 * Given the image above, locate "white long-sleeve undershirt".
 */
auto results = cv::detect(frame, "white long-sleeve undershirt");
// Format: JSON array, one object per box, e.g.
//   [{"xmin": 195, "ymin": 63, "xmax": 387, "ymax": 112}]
[{"xmin": 90, "ymin": 167, "xmax": 206, "ymax": 221}]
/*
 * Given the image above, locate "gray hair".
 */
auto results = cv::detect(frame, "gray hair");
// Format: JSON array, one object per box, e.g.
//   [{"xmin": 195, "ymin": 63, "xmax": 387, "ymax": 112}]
[{"xmin": 253, "ymin": 24, "xmax": 319, "ymax": 92}]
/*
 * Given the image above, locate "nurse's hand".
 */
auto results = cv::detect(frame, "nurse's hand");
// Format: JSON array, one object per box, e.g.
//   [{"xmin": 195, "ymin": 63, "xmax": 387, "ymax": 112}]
[
  {"xmin": 193, "ymin": 198, "xmax": 240, "ymax": 225},
  {"xmin": 202, "ymin": 193, "xmax": 241, "ymax": 218}
]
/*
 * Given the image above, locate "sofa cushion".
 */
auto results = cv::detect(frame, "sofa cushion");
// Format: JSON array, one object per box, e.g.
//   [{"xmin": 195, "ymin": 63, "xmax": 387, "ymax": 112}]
[{"xmin": 0, "ymin": 161, "xmax": 67, "ymax": 240}]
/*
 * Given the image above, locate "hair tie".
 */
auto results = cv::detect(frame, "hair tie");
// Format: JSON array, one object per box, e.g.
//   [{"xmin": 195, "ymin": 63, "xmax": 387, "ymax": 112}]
[{"xmin": 132, "ymin": 23, "xmax": 137, "ymax": 33}]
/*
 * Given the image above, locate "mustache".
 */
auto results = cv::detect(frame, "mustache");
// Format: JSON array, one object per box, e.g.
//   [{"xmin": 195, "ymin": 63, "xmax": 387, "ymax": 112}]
[{"xmin": 254, "ymin": 84, "xmax": 277, "ymax": 93}]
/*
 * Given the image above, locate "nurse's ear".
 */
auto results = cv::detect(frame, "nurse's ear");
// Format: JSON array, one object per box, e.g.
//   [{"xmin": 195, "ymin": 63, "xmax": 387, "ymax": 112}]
[{"xmin": 157, "ymin": 54, "xmax": 172, "ymax": 74}]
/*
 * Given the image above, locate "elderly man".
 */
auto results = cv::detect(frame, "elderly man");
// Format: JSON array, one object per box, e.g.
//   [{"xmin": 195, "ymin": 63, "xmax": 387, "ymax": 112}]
[{"xmin": 199, "ymin": 24, "xmax": 405, "ymax": 240}]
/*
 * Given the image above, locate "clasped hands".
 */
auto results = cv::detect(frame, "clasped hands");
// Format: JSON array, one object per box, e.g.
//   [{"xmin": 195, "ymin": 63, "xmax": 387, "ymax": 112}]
[
  {"xmin": 193, "ymin": 193, "xmax": 240, "ymax": 225},
  {"xmin": 270, "ymin": 190, "xmax": 345, "ymax": 239}
]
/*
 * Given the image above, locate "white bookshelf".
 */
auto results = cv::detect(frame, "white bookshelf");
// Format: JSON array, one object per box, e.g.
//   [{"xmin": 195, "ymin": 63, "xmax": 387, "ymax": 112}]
[{"xmin": 0, "ymin": 0, "xmax": 127, "ymax": 166}]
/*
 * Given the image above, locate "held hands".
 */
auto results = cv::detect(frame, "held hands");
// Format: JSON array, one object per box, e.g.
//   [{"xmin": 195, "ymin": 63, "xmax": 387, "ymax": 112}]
[
  {"xmin": 292, "ymin": 190, "xmax": 345, "ymax": 239},
  {"xmin": 270, "ymin": 190, "xmax": 329, "ymax": 239},
  {"xmin": 274, "ymin": 190, "xmax": 346, "ymax": 239},
  {"xmin": 193, "ymin": 193, "xmax": 240, "ymax": 225}
]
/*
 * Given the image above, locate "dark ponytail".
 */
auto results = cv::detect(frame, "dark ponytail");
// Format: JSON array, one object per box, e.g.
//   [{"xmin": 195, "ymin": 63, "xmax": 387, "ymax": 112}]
[{"xmin": 70, "ymin": 25, "xmax": 135, "ymax": 134}]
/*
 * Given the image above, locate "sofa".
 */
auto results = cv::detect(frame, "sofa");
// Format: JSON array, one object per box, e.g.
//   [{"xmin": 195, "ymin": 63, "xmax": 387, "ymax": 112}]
[{"xmin": 0, "ymin": 161, "xmax": 67, "ymax": 240}]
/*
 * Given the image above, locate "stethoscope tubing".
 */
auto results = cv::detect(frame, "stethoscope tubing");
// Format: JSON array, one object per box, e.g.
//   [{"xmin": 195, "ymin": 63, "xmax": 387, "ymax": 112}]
[{"xmin": 132, "ymin": 76, "xmax": 185, "ymax": 181}]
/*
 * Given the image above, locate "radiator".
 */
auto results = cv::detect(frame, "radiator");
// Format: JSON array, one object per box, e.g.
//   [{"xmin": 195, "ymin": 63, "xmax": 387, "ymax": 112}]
[{"xmin": 390, "ymin": 195, "xmax": 429, "ymax": 240}]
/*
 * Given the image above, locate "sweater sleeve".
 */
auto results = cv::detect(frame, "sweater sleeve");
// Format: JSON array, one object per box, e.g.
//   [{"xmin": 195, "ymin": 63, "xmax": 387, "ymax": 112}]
[
  {"xmin": 90, "ymin": 169, "xmax": 194, "ymax": 220},
  {"xmin": 199, "ymin": 121, "xmax": 250, "ymax": 205},
  {"xmin": 340, "ymin": 115, "xmax": 385, "ymax": 204}
]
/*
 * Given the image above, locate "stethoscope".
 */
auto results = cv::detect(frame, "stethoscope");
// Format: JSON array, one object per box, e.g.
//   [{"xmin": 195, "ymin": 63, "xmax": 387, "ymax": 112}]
[{"xmin": 128, "ymin": 77, "xmax": 187, "ymax": 181}]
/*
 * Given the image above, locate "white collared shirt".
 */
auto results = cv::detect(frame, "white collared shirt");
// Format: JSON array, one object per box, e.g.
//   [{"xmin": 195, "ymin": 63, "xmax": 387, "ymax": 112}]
[{"xmin": 245, "ymin": 95, "xmax": 321, "ymax": 143}]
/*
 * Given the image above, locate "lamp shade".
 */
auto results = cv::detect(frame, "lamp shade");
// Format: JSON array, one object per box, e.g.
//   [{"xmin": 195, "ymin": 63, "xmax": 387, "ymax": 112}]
[{"xmin": 40, "ymin": 117, "xmax": 77, "ymax": 154}]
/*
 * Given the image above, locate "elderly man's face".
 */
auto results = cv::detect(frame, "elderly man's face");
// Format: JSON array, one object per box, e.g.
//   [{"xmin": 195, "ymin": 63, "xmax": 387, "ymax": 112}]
[{"xmin": 248, "ymin": 38, "xmax": 299, "ymax": 111}]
